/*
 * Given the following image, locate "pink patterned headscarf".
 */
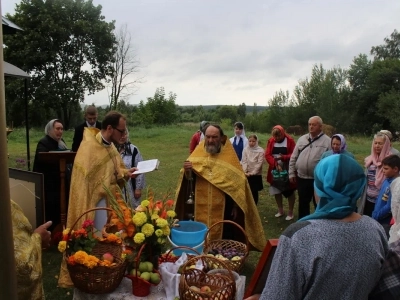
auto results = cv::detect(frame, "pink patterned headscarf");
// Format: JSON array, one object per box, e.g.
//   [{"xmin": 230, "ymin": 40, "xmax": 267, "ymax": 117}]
[{"xmin": 365, "ymin": 132, "xmax": 392, "ymax": 189}]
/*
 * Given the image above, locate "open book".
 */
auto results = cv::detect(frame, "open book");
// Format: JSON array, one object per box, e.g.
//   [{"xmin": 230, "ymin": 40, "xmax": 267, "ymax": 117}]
[{"xmin": 133, "ymin": 159, "xmax": 160, "ymax": 174}]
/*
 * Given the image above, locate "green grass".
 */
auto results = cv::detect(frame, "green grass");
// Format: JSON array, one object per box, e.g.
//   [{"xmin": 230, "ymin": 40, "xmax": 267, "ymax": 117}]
[{"xmin": 7, "ymin": 126, "xmax": 378, "ymax": 299}]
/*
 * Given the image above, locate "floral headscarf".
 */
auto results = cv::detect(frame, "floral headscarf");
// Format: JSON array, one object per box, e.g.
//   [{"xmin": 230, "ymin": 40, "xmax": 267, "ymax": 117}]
[{"xmin": 45, "ymin": 119, "xmax": 67, "ymax": 149}]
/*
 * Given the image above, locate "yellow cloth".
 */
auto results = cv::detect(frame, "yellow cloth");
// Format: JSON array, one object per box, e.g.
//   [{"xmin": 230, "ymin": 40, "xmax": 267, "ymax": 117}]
[
  {"xmin": 175, "ymin": 139, "xmax": 266, "ymax": 251},
  {"xmin": 11, "ymin": 200, "xmax": 44, "ymax": 300},
  {"xmin": 58, "ymin": 128, "xmax": 129, "ymax": 288}
]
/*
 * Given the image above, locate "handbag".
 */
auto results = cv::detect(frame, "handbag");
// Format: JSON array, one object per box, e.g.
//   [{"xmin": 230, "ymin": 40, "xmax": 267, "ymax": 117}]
[{"xmin": 271, "ymin": 165, "xmax": 290, "ymax": 192}]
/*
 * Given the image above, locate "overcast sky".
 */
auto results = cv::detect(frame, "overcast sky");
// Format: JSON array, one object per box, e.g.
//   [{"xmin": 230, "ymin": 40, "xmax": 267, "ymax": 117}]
[{"xmin": 3, "ymin": 0, "xmax": 400, "ymax": 107}]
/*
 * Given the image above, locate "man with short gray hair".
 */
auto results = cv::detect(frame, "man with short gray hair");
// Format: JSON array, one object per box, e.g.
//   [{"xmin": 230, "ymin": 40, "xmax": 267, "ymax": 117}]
[{"xmin": 289, "ymin": 116, "xmax": 331, "ymax": 219}]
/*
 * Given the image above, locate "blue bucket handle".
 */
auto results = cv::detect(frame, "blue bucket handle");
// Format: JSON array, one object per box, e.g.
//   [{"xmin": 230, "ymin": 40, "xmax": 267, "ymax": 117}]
[{"xmin": 167, "ymin": 235, "xmax": 204, "ymax": 251}]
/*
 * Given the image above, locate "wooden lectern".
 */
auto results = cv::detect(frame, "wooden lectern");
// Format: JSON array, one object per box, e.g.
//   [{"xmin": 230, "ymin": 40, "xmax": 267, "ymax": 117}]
[{"xmin": 39, "ymin": 151, "xmax": 76, "ymax": 229}]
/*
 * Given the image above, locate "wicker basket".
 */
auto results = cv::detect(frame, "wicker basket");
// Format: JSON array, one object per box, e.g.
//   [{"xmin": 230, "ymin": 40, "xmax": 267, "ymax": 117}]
[
  {"xmin": 125, "ymin": 243, "xmax": 161, "ymax": 297},
  {"xmin": 65, "ymin": 207, "xmax": 127, "ymax": 294},
  {"xmin": 203, "ymin": 220, "xmax": 249, "ymax": 272},
  {"xmin": 159, "ymin": 246, "xmax": 201, "ymax": 265},
  {"xmin": 179, "ymin": 255, "xmax": 236, "ymax": 300}
]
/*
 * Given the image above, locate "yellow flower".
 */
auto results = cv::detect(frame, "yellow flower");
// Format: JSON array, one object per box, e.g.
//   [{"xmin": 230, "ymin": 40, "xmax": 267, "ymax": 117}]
[
  {"xmin": 63, "ymin": 228, "xmax": 70, "ymax": 236},
  {"xmin": 156, "ymin": 218, "xmax": 168, "ymax": 228},
  {"xmin": 141, "ymin": 200, "xmax": 150, "ymax": 207},
  {"xmin": 151, "ymin": 214, "xmax": 159, "ymax": 220},
  {"xmin": 83, "ymin": 255, "xmax": 99, "ymax": 269},
  {"xmin": 167, "ymin": 210, "xmax": 176, "ymax": 218},
  {"xmin": 132, "ymin": 212, "xmax": 147, "ymax": 227},
  {"xmin": 58, "ymin": 241, "xmax": 67, "ymax": 253},
  {"xmin": 133, "ymin": 232, "xmax": 146, "ymax": 244},
  {"xmin": 162, "ymin": 226, "xmax": 170, "ymax": 236},
  {"xmin": 73, "ymin": 251, "xmax": 89, "ymax": 264},
  {"xmin": 155, "ymin": 229, "xmax": 163, "ymax": 237},
  {"xmin": 141, "ymin": 223, "xmax": 155, "ymax": 237}
]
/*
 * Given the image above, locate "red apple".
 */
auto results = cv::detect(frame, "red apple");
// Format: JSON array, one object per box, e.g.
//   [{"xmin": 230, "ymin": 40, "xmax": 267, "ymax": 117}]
[
  {"xmin": 200, "ymin": 285, "xmax": 212, "ymax": 293},
  {"xmin": 102, "ymin": 252, "xmax": 114, "ymax": 263}
]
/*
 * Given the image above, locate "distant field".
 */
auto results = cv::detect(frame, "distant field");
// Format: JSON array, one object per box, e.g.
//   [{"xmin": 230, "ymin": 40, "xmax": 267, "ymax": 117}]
[{"xmin": 6, "ymin": 125, "xmax": 381, "ymax": 299}]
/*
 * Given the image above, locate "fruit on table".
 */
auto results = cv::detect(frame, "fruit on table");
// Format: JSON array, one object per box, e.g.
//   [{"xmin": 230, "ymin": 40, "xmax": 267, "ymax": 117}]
[{"xmin": 231, "ymin": 256, "xmax": 241, "ymax": 261}]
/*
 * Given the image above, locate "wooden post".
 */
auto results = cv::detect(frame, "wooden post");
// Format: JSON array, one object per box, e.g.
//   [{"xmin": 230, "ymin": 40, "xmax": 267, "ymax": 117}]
[{"xmin": 0, "ymin": 2, "xmax": 19, "ymax": 298}]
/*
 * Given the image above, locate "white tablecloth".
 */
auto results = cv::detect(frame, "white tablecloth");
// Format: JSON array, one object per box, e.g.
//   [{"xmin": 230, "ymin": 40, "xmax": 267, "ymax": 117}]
[{"xmin": 73, "ymin": 276, "xmax": 246, "ymax": 300}]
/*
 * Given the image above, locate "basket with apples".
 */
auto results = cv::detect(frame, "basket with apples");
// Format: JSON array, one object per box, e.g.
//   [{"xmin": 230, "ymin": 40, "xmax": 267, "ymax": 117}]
[
  {"xmin": 125, "ymin": 243, "xmax": 162, "ymax": 297},
  {"xmin": 203, "ymin": 220, "xmax": 249, "ymax": 272},
  {"xmin": 178, "ymin": 255, "xmax": 236, "ymax": 300},
  {"xmin": 61, "ymin": 208, "xmax": 127, "ymax": 294}
]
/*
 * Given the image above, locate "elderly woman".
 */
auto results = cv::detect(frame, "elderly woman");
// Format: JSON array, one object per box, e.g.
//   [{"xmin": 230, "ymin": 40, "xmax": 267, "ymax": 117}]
[
  {"xmin": 265, "ymin": 125, "xmax": 296, "ymax": 220},
  {"xmin": 320, "ymin": 134, "xmax": 354, "ymax": 159},
  {"xmin": 33, "ymin": 119, "xmax": 69, "ymax": 231},
  {"xmin": 359, "ymin": 132, "xmax": 392, "ymax": 217},
  {"xmin": 117, "ymin": 128, "xmax": 146, "ymax": 208},
  {"xmin": 245, "ymin": 155, "xmax": 388, "ymax": 300}
]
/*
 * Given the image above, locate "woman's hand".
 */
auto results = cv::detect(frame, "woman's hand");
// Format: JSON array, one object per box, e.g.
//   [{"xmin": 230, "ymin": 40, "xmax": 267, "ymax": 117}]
[{"xmin": 34, "ymin": 221, "xmax": 52, "ymax": 249}]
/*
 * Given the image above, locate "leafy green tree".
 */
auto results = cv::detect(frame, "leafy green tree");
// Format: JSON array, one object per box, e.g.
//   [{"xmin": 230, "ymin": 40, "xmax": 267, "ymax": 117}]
[
  {"xmin": 371, "ymin": 29, "xmax": 400, "ymax": 60},
  {"xmin": 215, "ymin": 106, "xmax": 238, "ymax": 124},
  {"xmin": 4, "ymin": 0, "xmax": 115, "ymax": 128},
  {"xmin": 237, "ymin": 103, "xmax": 247, "ymax": 119},
  {"xmin": 136, "ymin": 87, "xmax": 178, "ymax": 125}
]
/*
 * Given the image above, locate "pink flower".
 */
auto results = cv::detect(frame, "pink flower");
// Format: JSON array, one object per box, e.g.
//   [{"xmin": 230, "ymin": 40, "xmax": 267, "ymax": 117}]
[{"xmin": 82, "ymin": 219, "xmax": 94, "ymax": 229}]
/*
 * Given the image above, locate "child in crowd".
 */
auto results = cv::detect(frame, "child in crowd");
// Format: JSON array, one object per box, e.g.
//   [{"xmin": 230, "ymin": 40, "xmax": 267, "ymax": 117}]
[
  {"xmin": 372, "ymin": 154, "xmax": 400, "ymax": 237},
  {"xmin": 242, "ymin": 134, "xmax": 264, "ymax": 204}
]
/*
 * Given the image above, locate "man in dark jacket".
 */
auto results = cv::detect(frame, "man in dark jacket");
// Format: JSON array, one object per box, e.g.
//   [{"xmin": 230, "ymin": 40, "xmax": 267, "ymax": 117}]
[{"xmin": 72, "ymin": 105, "xmax": 102, "ymax": 152}]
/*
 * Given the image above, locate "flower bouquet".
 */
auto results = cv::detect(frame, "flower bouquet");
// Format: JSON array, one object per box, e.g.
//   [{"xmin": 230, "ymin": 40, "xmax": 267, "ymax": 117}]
[
  {"xmin": 108, "ymin": 188, "xmax": 178, "ymax": 296},
  {"xmin": 58, "ymin": 207, "xmax": 127, "ymax": 294}
]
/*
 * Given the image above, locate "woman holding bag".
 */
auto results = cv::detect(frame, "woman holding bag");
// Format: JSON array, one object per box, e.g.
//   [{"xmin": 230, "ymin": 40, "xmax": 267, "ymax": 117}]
[{"xmin": 265, "ymin": 125, "xmax": 296, "ymax": 220}]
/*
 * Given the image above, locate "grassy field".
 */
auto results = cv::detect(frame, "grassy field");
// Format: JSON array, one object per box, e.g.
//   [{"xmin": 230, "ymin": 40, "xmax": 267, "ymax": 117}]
[{"xmin": 6, "ymin": 124, "xmax": 383, "ymax": 299}]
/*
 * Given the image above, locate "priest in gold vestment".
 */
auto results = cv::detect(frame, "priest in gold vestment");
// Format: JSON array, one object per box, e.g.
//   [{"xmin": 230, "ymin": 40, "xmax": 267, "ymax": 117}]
[
  {"xmin": 175, "ymin": 124, "xmax": 266, "ymax": 251},
  {"xmin": 58, "ymin": 111, "xmax": 137, "ymax": 288},
  {"xmin": 11, "ymin": 200, "xmax": 52, "ymax": 300}
]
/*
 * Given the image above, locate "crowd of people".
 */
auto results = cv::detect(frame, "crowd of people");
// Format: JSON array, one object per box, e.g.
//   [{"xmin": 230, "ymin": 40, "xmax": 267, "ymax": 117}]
[{"xmin": 12, "ymin": 110, "xmax": 400, "ymax": 299}]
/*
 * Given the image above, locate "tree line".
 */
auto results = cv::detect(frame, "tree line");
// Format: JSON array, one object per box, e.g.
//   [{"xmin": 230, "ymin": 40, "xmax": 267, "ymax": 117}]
[{"xmin": 3, "ymin": 1, "xmax": 399, "ymax": 135}]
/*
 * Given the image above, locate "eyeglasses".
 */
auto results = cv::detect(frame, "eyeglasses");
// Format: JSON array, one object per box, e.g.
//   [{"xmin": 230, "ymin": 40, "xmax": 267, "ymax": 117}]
[{"xmin": 113, "ymin": 127, "xmax": 127, "ymax": 135}]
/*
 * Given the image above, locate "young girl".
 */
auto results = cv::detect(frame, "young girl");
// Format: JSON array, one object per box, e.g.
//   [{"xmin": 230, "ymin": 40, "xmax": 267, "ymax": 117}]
[
  {"xmin": 242, "ymin": 134, "xmax": 264, "ymax": 204},
  {"xmin": 230, "ymin": 121, "xmax": 248, "ymax": 162}
]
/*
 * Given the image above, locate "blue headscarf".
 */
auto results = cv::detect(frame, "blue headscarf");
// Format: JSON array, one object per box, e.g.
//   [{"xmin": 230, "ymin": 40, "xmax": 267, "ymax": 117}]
[{"xmin": 300, "ymin": 154, "xmax": 366, "ymax": 221}]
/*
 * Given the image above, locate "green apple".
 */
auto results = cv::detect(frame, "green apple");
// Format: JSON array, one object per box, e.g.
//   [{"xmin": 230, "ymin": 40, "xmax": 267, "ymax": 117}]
[
  {"xmin": 130, "ymin": 268, "xmax": 141, "ymax": 276},
  {"xmin": 139, "ymin": 262, "xmax": 148, "ymax": 273},
  {"xmin": 150, "ymin": 272, "xmax": 161, "ymax": 284},
  {"xmin": 145, "ymin": 261, "xmax": 154, "ymax": 272},
  {"xmin": 140, "ymin": 271, "xmax": 151, "ymax": 282}
]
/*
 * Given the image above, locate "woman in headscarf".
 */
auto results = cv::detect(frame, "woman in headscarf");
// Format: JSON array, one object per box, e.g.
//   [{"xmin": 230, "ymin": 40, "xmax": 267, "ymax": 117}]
[
  {"xmin": 245, "ymin": 155, "xmax": 388, "ymax": 300},
  {"xmin": 117, "ymin": 128, "xmax": 146, "ymax": 208},
  {"xmin": 229, "ymin": 121, "xmax": 248, "ymax": 162},
  {"xmin": 241, "ymin": 134, "xmax": 264, "ymax": 204},
  {"xmin": 359, "ymin": 132, "xmax": 392, "ymax": 217},
  {"xmin": 265, "ymin": 125, "xmax": 296, "ymax": 220},
  {"xmin": 33, "ymin": 119, "xmax": 69, "ymax": 232},
  {"xmin": 320, "ymin": 134, "xmax": 354, "ymax": 159}
]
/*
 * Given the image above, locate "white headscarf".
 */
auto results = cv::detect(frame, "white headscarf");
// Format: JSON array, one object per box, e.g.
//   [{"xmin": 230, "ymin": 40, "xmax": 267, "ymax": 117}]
[
  {"xmin": 45, "ymin": 119, "xmax": 67, "ymax": 149},
  {"xmin": 247, "ymin": 135, "xmax": 264, "ymax": 153},
  {"xmin": 229, "ymin": 122, "xmax": 248, "ymax": 147}
]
